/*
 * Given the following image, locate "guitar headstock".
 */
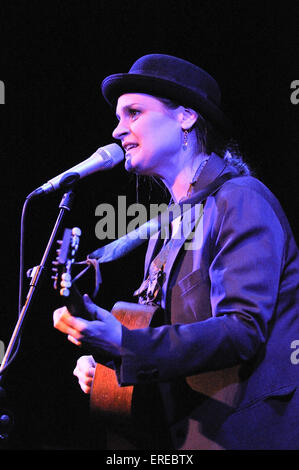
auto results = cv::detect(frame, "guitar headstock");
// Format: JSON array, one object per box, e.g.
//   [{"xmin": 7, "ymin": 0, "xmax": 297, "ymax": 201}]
[{"xmin": 52, "ymin": 227, "xmax": 82, "ymax": 298}]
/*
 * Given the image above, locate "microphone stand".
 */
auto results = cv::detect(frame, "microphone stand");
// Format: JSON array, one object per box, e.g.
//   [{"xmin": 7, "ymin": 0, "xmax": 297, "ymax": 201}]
[{"xmin": 0, "ymin": 189, "xmax": 75, "ymax": 445}]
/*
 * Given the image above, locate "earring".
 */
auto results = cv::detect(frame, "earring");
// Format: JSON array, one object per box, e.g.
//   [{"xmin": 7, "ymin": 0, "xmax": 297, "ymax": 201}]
[{"xmin": 183, "ymin": 129, "xmax": 188, "ymax": 150}]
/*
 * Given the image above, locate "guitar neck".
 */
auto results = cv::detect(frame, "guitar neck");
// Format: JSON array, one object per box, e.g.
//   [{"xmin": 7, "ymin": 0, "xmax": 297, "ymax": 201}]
[{"xmin": 63, "ymin": 284, "xmax": 91, "ymax": 319}]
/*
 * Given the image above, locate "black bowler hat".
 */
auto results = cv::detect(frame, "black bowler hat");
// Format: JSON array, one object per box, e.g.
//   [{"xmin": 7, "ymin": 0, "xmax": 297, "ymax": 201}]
[{"xmin": 101, "ymin": 54, "xmax": 232, "ymax": 135}]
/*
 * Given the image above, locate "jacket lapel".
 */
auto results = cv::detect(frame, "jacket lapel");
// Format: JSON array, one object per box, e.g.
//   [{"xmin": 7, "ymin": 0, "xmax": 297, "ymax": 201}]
[
  {"xmin": 161, "ymin": 203, "xmax": 204, "ymax": 308},
  {"xmin": 143, "ymin": 154, "xmax": 233, "ymax": 295},
  {"xmin": 160, "ymin": 154, "xmax": 232, "ymax": 307}
]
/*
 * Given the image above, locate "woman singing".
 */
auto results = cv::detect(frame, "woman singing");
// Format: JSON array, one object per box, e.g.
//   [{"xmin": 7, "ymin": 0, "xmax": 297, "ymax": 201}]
[{"xmin": 54, "ymin": 54, "xmax": 299, "ymax": 450}]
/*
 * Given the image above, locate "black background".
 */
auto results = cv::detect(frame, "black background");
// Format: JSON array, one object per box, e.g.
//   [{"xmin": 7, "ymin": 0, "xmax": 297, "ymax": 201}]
[{"xmin": 0, "ymin": 0, "xmax": 298, "ymax": 450}]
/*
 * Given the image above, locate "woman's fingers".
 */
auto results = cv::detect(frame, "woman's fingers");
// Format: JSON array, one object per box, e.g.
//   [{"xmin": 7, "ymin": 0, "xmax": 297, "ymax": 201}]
[
  {"xmin": 67, "ymin": 335, "xmax": 82, "ymax": 347},
  {"xmin": 54, "ymin": 307, "xmax": 87, "ymax": 341},
  {"xmin": 73, "ymin": 355, "xmax": 96, "ymax": 394}
]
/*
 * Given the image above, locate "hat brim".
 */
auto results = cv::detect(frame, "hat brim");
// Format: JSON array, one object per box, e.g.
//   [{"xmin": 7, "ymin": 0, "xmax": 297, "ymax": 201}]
[{"xmin": 101, "ymin": 73, "xmax": 232, "ymax": 135}]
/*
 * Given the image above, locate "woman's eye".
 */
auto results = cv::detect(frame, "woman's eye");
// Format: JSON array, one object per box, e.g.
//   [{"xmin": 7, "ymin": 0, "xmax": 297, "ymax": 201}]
[{"xmin": 129, "ymin": 109, "xmax": 140, "ymax": 119}]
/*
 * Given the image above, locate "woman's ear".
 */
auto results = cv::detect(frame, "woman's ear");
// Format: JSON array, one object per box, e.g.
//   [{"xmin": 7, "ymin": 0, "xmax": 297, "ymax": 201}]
[{"xmin": 178, "ymin": 106, "xmax": 198, "ymax": 131}]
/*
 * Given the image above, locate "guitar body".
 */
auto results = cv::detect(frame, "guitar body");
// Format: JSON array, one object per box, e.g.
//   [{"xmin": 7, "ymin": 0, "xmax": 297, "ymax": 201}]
[
  {"xmin": 89, "ymin": 301, "xmax": 161, "ymax": 449},
  {"xmin": 53, "ymin": 228, "xmax": 161, "ymax": 448},
  {"xmin": 90, "ymin": 301, "xmax": 158, "ymax": 422}
]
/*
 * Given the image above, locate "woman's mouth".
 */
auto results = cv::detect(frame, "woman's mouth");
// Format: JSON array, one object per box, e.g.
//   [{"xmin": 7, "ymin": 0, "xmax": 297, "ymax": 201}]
[{"xmin": 124, "ymin": 143, "xmax": 139, "ymax": 154}]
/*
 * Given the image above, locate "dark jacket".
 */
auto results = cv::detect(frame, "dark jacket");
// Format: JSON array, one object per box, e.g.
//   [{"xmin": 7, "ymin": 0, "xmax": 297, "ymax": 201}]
[{"xmin": 118, "ymin": 153, "xmax": 299, "ymax": 449}]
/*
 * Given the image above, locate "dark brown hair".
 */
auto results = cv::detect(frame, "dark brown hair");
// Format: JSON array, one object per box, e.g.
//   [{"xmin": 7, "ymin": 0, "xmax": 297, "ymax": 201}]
[{"xmin": 156, "ymin": 96, "xmax": 251, "ymax": 176}]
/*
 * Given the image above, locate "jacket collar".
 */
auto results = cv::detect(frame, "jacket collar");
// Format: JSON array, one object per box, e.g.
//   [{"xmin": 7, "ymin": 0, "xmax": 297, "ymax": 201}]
[{"xmin": 190, "ymin": 152, "xmax": 228, "ymax": 192}]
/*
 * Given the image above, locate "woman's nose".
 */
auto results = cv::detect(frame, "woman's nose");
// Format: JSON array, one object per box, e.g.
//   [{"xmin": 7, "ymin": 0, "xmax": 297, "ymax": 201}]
[{"xmin": 112, "ymin": 120, "xmax": 129, "ymax": 140}]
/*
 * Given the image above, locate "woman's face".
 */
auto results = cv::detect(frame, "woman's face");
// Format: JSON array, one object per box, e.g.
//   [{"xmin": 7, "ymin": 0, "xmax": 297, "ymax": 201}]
[{"xmin": 112, "ymin": 93, "xmax": 183, "ymax": 177}]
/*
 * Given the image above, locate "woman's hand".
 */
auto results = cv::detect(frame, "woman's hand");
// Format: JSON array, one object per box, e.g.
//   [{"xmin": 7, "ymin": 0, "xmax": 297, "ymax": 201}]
[
  {"xmin": 53, "ymin": 294, "xmax": 122, "ymax": 357},
  {"xmin": 73, "ymin": 355, "xmax": 96, "ymax": 394}
]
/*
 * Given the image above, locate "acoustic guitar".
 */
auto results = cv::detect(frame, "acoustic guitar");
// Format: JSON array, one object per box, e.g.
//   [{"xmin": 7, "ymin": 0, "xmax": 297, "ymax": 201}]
[{"xmin": 52, "ymin": 227, "xmax": 159, "ymax": 437}]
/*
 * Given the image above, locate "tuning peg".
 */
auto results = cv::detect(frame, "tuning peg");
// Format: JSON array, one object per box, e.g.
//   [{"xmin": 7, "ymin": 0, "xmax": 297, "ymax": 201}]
[
  {"xmin": 60, "ymin": 288, "xmax": 70, "ymax": 297},
  {"xmin": 52, "ymin": 274, "xmax": 58, "ymax": 290},
  {"xmin": 61, "ymin": 279, "xmax": 72, "ymax": 288},
  {"xmin": 72, "ymin": 227, "xmax": 81, "ymax": 237},
  {"xmin": 61, "ymin": 272, "xmax": 71, "ymax": 281}
]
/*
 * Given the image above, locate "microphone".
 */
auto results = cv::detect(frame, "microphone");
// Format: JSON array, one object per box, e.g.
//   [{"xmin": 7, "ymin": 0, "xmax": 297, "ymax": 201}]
[{"xmin": 29, "ymin": 143, "xmax": 124, "ymax": 198}]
